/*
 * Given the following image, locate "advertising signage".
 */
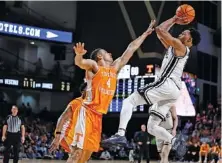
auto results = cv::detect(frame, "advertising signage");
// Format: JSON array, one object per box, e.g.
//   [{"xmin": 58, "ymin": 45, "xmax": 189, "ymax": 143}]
[{"xmin": 0, "ymin": 21, "xmax": 72, "ymax": 43}]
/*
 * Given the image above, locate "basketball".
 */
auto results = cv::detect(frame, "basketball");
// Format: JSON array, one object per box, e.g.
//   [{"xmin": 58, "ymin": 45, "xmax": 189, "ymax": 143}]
[{"xmin": 176, "ymin": 4, "xmax": 195, "ymax": 23}]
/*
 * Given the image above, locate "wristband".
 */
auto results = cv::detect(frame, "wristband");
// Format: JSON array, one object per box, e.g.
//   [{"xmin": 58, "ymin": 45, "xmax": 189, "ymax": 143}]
[{"xmin": 55, "ymin": 132, "xmax": 61, "ymax": 135}]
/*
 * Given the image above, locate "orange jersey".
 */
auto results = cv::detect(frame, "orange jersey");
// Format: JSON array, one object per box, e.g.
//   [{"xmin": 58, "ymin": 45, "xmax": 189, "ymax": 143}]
[
  {"xmin": 200, "ymin": 144, "xmax": 210, "ymax": 153},
  {"xmin": 84, "ymin": 66, "xmax": 117, "ymax": 114},
  {"xmin": 211, "ymin": 145, "xmax": 220, "ymax": 153},
  {"xmin": 219, "ymin": 147, "xmax": 222, "ymax": 157}
]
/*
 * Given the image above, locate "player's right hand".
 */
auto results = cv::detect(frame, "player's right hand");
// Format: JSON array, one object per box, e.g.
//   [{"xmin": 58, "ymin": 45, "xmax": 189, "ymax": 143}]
[
  {"xmin": 49, "ymin": 137, "xmax": 60, "ymax": 152},
  {"xmin": 173, "ymin": 15, "xmax": 189, "ymax": 25},
  {"xmin": 1, "ymin": 136, "xmax": 6, "ymax": 142},
  {"xmin": 73, "ymin": 42, "xmax": 87, "ymax": 56},
  {"xmin": 172, "ymin": 129, "xmax": 177, "ymax": 136}
]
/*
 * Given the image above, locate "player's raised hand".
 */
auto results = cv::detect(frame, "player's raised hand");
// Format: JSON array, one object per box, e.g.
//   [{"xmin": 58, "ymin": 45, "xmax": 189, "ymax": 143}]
[
  {"xmin": 73, "ymin": 42, "xmax": 87, "ymax": 56},
  {"xmin": 144, "ymin": 19, "xmax": 156, "ymax": 35},
  {"xmin": 173, "ymin": 15, "xmax": 189, "ymax": 25}
]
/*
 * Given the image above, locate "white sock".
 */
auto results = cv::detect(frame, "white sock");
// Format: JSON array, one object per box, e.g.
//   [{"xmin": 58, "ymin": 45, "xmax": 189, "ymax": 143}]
[
  {"xmin": 117, "ymin": 91, "xmax": 146, "ymax": 136},
  {"xmin": 117, "ymin": 128, "xmax": 126, "ymax": 136},
  {"xmin": 147, "ymin": 115, "xmax": 174, "ymax": 142}
]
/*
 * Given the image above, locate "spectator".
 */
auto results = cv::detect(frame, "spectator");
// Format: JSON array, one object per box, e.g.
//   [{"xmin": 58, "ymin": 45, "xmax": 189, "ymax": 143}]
[
  {"xmin": 191, "ymin": 134, "xmax": 200, "ymax": 145},
  {"xmin": 218, "ymin": 147, "xmax": 222, "ymax": 163},
  {"xmin": 196, "ymin": 113, "xmax": 201, "ymax": 123},
  {"xmin": 207, "ymin": 118, "xmax": 213, "ymax": 129},
  {"xmin": 35, "ymin": 58, "xmax": 43, "ymax": 75},
  {"xmin": 207, "ymin": 103, "xmax": 214, "ymax": 110},
  {"xmin": 199, "ymin": 142, "xmax": 210, "ymax": 163},
  {"xmin": 200, "ymin": 127, "xmax": 210, "ymax": 143},
  {"xmin": 201, "ymin": 110, "xmax": 207, "ymax": 121},
  {"xmin": 192, "ymin": 127, "xmax": 200, "ymax": 137},
  {"xmin": 20, "ymin": 103, "xmax": 27, "ymax": 116},
  {"xmin": 209, "ymin": 143, "xmax": 220, "ymax": 163},
  {"xmin": 118, "ymin": 147, "xmax": 127, "ymax": 159},
  {"xmin": 208, "ymin": 109, "xmax": 216, "ymax": 119},
  {"xmin": 0, "ymin": 57, "xmax": 6, "ymax": 71},
  {"xmin": 100, "ymin": 150, "xmax": 112, "ymax": 160},
  {"xmin": 185, "ymin": 142, "xmax": 200, "ymax": 162},
  {"xmin": 26, "ymin": 103, "xmax": 32, "ymax": 116},
  {"xmin": 38, "ymin": 143, "xmax": 47, "ymax": 157},
  {"xmin": 55, "ymin": 149, "xmax": 64, "ymax": 160},
  {"xmin": 129, "ymin": 149, "xmax": 135, "ymax": 163},
  {"xmin": 183, "ymin": 119, "xmax": 193, "ymax": 134},
  {"xmin": 215, "ymin": 107, "xmax": 220, "ymax": 115},
  {"xmin": 214, "ymin": 126, "xmax": 221, "ymax": 143},
  {"xmin": 53, "ymin": 61, "xmax": 61, "ymax": 78},
  {"xmin": 129, "ymin": 138, "xmax": 136, "ymax": 150}
]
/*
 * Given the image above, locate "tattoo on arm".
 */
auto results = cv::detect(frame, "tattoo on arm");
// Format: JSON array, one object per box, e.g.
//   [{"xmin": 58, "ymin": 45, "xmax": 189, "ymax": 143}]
[{"xmin": 55, "ymin": 106, "xmax": 72, "ymax": 132}]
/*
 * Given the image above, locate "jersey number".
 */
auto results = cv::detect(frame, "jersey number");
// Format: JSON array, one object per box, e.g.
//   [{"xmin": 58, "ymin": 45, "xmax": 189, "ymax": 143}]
[{"xmin": 106, "ymin": 78, "xmax": 111, "ymax": 88}]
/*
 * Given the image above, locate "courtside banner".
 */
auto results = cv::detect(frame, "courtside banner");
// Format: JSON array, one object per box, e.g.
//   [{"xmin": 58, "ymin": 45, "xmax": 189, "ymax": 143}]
[{"xmin": 0, "ymin": 21, "xmax": 72, "ymax": 43}]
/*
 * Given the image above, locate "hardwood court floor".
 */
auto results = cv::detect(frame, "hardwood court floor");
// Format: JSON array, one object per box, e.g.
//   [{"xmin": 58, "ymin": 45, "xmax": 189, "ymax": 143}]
[{"xmin": 5, "ymin": 160, "xmax": 164, "ymax": 163}]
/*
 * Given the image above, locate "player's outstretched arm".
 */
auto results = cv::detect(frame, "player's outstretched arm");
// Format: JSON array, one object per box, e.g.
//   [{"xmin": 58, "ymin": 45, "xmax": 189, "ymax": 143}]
[
  {"xmin": 49, "ymin": 106, "xmax": 73, "ymax": 152},
  {"xmin": 74, "ymin": 42, "xmax": 99, "ymax": 73},
  {"xmin": 155, "ymin": 16, "xmax": 176, "ymax": 49},
  {"xmin": 113, "ymin": 20, "xmax": 156, "ymax": 71},
  {"xmin": 155, "ymin": 16, "xmax": 186, "ymax": 55}
]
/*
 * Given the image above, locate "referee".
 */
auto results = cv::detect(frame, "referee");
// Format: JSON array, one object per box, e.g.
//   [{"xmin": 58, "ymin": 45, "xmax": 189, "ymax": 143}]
[{"xmin": 2, "ymin": 105, "xmax": 25, "ymax": 163}]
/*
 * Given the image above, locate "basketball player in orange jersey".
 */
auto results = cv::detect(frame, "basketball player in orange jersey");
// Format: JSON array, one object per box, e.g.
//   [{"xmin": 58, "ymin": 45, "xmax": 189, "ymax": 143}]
[
  {"xmin": 49, "ymin": 82, "xmax": 87, "ymax": 162},
  {"xmin": 50, "ymin": 19, "xmax": 156, "ymax": 163}
]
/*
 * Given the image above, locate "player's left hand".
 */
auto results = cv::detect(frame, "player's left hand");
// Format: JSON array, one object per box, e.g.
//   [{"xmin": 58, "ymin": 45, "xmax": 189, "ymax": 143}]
[
  {"xmin": 49, "ymin": 137, "xmax": 60, "ymax": 152},
  {"xmin": 144, "ymin": 19, "xmax": 156, "ymax": 35},
  {"xmin": 172, "ymin": 129, "xmax": 176, "ymax": 136}
]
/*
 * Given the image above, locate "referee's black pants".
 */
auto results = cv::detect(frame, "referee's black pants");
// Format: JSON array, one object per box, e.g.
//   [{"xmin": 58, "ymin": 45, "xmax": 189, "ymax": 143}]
[
  {"xmin": 3, "ymin": 132, "xmax": 20, "ymax": 163},
  {"xmin": 138, "ymin": 144, "xmax": 150, "ymax": 163}
]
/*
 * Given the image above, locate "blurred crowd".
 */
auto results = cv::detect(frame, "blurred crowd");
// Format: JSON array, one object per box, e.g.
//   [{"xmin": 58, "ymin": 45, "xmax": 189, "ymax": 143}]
[
  {"xmin": 183, "ymin": 103, "xmax": 221, "ymax": 163},
  {"xmin": 0, "ymin": 102, "xmax": 221, "ymax": 162}
]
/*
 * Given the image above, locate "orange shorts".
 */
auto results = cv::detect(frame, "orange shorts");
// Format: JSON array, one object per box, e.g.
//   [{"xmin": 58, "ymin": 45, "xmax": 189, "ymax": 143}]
[{"xmin": 60, "ymin": 103, "xmax": 102, "ymax": 153}]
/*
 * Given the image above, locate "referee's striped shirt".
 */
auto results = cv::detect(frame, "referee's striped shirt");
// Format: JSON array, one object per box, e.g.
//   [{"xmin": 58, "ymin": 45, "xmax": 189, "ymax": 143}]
[{"xmin": 4, "ymin": 115, "xmax": 24, "ymax": 133}]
